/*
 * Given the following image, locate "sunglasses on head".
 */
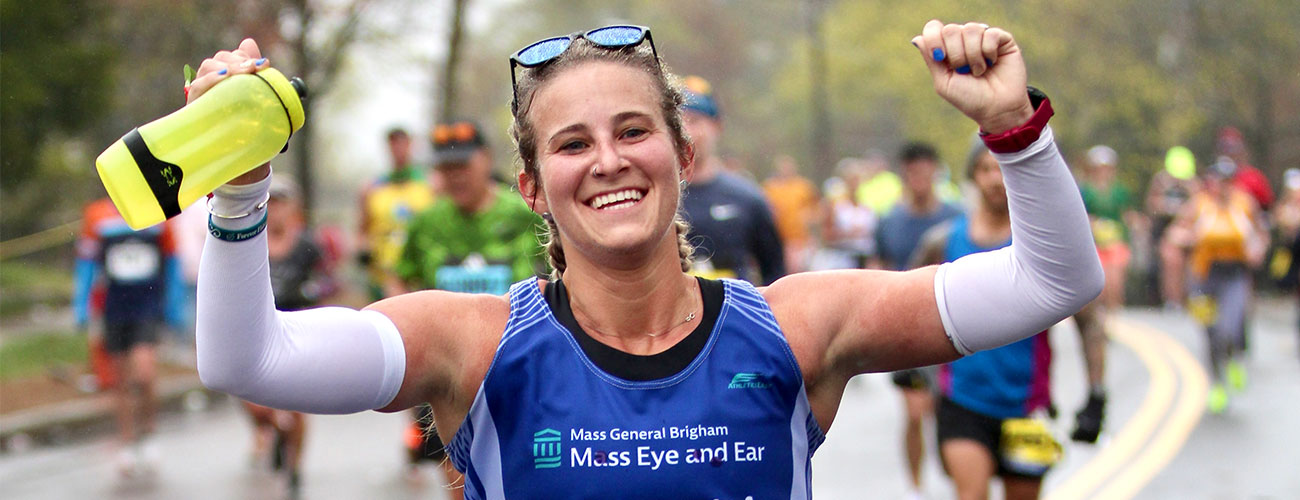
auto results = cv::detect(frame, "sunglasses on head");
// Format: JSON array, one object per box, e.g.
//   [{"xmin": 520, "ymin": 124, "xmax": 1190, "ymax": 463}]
[
  {"xmin": 432, "ymin": 122, "xmax": 478, "ymax": 146},
  {"xmin": 509, "ymin": 25, "xmax": 658, "ymax": 113}
]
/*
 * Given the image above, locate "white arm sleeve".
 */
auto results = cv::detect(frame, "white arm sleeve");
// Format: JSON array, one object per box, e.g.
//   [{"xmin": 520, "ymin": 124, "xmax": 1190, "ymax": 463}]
[
  {"xmin": 196, "ymin": 176, "xmax": 406, "ymax": 414},
  {"xmin": 935, "ymin": 127, "xmax": 1104, "ymax": 355}
]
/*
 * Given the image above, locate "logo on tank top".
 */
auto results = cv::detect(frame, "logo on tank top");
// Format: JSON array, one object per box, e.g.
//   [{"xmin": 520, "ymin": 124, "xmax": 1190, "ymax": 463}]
[
  {"xmin": 532, "ymin": 428, "xmax": 562, "ymax": 469},
  {"xmin": 727, "ymin": 372, "xmax": 771, "ymax": 389}
]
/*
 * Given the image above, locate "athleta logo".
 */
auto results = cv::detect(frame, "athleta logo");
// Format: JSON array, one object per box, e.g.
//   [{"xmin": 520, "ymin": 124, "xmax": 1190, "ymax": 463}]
[
  {"xmin": 727, "ymin": 373, "xmax": 771, "ymax": 389},
  {"xmin": 532, "ymin": 428, "xmax": 562, "ymax": 469}
]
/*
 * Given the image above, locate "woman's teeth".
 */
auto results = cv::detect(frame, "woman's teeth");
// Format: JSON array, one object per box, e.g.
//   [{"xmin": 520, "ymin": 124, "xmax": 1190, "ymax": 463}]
[{"xmin": 591, "ymin": 189, "xmax": 643, "ymax": 210}]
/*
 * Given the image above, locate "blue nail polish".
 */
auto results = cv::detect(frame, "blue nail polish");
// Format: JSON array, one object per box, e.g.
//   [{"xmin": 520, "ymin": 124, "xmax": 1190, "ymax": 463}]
[
  {"xmin": 932, "ymin": 48, "xmax": 945, "ymax": 61},
  {"xmin": 217, "ymin": 68, "xmax": 227, "ymax": 75},
  {"xmin": 256, "ymin": 58, "xmax": 267, "ymax": 65},
  {"xmin": 985, "ymin": 58, "xmax": 994, "ymax": 66},
  {"xmin": 956, "ymin": 65, "xmax": 971, "ymax": 75}
]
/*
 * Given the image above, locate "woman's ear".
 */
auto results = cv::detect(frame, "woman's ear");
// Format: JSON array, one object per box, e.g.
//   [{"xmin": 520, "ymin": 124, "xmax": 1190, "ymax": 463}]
[
  {"xmin": 679, "ymin": 142, "xmax": 696, "ymax": 182},
  {"xmin": 518, "ymin": 170, "xmax": 548, "ymax": 214}
]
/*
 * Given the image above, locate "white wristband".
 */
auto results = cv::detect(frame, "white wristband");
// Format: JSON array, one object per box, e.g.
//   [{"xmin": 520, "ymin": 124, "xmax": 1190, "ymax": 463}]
[{"xmin": 209, "ymin": 171, "xmax": 273, "ymax": 231}]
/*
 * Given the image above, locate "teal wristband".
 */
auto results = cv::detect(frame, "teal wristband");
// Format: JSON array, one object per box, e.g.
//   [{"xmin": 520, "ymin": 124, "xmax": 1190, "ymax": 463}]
[{"xmin": 208, "ymin": 212, "xmax": 268, "ymax": 242}]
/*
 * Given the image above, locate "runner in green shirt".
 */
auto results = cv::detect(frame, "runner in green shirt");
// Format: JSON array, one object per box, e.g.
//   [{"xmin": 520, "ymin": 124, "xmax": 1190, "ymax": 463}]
[
  {"xmin": 392, "ymin": 121, "xmax": 545, "ymax": 295},
  {"xmin": 395, "ymin": 185, "xmax": 543, "ymax": 292}
]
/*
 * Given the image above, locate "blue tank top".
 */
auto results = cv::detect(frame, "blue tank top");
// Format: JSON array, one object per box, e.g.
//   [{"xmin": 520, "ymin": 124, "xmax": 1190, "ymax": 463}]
[
  {"xmin": 447, "ymin": 277, "xmax": 825, "ymax": 499},
  {"xmin": 937, "ymin": 215, "xmax": 1052, "ymax": 419}
]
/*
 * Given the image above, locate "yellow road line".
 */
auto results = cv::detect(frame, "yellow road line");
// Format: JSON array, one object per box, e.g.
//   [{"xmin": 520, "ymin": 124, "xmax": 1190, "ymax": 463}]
[
  {"xmin": 1045, "ymin": 318, "xmax": 1177, "ymax": 500},
  {"xmin": 1092, "ymin": 323, "xmax": 1208, "ymax": 499}
]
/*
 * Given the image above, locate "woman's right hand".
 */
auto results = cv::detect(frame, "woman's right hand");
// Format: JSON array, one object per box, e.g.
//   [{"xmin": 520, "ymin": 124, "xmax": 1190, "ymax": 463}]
[
  {"xmin": 911, "ymin": 20, "xmax": 1032, "ymax": 135},
  {"xmin": 189, "ymin": 38, "xmax": 272, "ymax": 185}
]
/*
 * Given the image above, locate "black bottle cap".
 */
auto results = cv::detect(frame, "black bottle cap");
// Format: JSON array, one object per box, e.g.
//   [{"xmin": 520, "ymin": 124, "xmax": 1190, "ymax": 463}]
[{"xmin": 290, "ymin": 77, "xmax": 308, "ymax": 100}]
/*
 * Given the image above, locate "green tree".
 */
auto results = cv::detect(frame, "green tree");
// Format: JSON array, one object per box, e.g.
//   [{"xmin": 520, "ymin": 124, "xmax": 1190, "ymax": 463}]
[
  {"xmin": 1, "ymin": 1, "xmax": 248, "ymax": 240},
  {"xmin": 1181, "ymin": 0, "xmax": 1300, "ymax": 183},
  {"xmin": 0, "ymin": 0, "xmax": 116, "ymax": 236},
  {"xmin": 765, "ymin": 0, "xmax": 1213, "ymax": 191}
]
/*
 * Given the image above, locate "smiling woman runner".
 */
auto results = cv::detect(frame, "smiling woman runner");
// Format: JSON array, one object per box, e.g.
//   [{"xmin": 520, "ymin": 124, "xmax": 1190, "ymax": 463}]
[{"xmin": 192, "ymin": 21, "xmax": 1101, "ymax": 499}]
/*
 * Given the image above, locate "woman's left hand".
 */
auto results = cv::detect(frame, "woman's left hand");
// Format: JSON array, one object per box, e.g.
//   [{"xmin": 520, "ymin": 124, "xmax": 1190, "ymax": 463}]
[{"xmin": 912, "ymin": 20, "xmax": 1033, "ymax": 135}]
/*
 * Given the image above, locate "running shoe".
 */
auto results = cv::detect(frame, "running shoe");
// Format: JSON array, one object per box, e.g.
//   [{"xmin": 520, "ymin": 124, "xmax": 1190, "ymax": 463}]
[
  {"xmin": 1206, "ymin": 384, "xmax": 1229, "ymax": 415},
  {"xmin": 272, "ymin": 430, "xmax": 287, "ymax": 471},
  {"xmin": 1070, "ymin": 392, "xmax": 1106, "ymax": 443},
  {"xmin": 1226, "ymin": 359, "xmax": 1247, "ymax": 392},
  {"xmin": 287, "ymin": 469, "xmax": 302, "ymax": 498}
]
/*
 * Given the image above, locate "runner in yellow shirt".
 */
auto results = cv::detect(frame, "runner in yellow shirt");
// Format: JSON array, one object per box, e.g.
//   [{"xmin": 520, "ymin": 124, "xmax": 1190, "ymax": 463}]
[{"xmin": 357, "ymin": 128, "xmax": 436, "ymax": 300}]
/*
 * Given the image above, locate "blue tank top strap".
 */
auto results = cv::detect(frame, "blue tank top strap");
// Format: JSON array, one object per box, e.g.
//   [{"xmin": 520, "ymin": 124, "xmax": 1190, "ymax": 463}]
[
  {"xmin": 503, "ymin": 276, "xmax": 548, "ymax": 342},
  {"xmin": 719, "ymin": 278, "xmax": 806, "ymax": 380}
]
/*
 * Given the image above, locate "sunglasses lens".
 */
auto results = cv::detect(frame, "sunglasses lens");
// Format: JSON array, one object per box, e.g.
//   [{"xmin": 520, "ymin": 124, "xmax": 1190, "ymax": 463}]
[
  {"xmin": 586, "ymin": 26, "xmax": 645, "ymax": 47},
  {"xmin": 433, "ymin": 126, "xmax": 452, "ymax": 144},
  {"xmin": 454, "ymin": 123, "xmax": 475, "ymax": 141},
  {"xmin": 516, "ymin": 37, "xmax": 572, "ymax": 66}
]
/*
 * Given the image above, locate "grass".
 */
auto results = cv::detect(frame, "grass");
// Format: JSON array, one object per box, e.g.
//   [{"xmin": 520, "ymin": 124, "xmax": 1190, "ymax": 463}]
[
  {"xmin": 0, "ymin": 260, "xmax": 74, "ymax": 319},
  {"xmin": 0, "ymin": 259, "xmax": 73, "ymax": 289},
  {"xmin": 0, "ymin": 329, "xmax": 85, "ymax": 381}
]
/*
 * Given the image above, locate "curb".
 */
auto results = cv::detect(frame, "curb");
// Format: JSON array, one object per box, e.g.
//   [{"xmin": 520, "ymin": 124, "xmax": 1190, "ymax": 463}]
[{"xmin": 0, "ymin": 374, "xmax": 210, "ymax": 453}]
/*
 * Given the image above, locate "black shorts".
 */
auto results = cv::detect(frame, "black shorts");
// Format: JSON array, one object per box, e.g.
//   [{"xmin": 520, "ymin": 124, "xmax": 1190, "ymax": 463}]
[
  {"xmin": 104, "ymin": 320, "xmax": 160, "ymax": 354},
  {"xmin": 410, "ymin": 404, "xmax": 447, "ymax": 462},
  {"xmin": 935, "ymin": 396, "xmax": 1047, "ymax": 479},
  {"xmin": 891, "ymin": 368, "xmax": 931, "ymax": 390}
]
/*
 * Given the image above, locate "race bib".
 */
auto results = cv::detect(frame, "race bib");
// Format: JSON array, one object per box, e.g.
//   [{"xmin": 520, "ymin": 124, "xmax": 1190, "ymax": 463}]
[
  {"xmin": 1269, "ymin": 247, "xmax": 1292, "ymax": 280},
  {"xmin": 1000, "ymin": 417, "xmax": 1061, "ymax": 476},
  {"xmin": 1091, "ymin": 218, "xmax": 1123, "ymax": 246},
  {"xmin": 438, "ymin": 256, "xmax": 511, "ymax": 295},
  {"xmin": 104, "ymin": 241, "xmax": 160, "ymax": 282},
  {"xmin": 689, "ymin": 257, "xmax": 737, "ymax": 280},
  {"xmin": 1187, "ymin": 294, "xmax": 1218, "ymax": 326}
]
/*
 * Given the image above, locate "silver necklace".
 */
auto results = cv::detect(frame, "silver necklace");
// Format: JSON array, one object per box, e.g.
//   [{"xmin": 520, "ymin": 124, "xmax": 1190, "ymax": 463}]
[
  {"xmin": 570, "ymin": 296, "xmax": 698, "ymax": 339},
  {"xmin": 643, "ymin": 311, "xmax": 696, "ymax": 337}
]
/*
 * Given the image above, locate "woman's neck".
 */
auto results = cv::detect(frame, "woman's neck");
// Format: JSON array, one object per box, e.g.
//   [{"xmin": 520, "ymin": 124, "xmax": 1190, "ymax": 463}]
[
  {"xmin": 560, "ymin": 243, "xmax": 700, "ymax": 353},
  {"xmin": 971, "ymin": 204, "xmax": 1012, "ymax": 246},
  {"xmin": 461, "ymin": 184, "xmax": 497, "ymax": 215}
]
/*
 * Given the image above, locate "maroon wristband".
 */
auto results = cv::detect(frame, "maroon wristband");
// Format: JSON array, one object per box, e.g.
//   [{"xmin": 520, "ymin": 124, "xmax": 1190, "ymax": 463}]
[{"xmin": 980, "ymin": 91, "xmax": 1054, "ymax": 154}]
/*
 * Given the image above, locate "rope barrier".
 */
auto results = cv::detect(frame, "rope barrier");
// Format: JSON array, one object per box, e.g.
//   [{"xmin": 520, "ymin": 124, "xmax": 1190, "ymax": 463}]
[{"xmin": 0, "ymin": 220, "xmax": 81, "ymax": 260}]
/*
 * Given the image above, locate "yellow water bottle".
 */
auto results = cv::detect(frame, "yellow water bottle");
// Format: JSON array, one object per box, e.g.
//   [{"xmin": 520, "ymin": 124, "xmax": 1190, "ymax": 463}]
[{"xmin": 95, "ymin": 67, "xmax": 306, "ymax": 229}]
